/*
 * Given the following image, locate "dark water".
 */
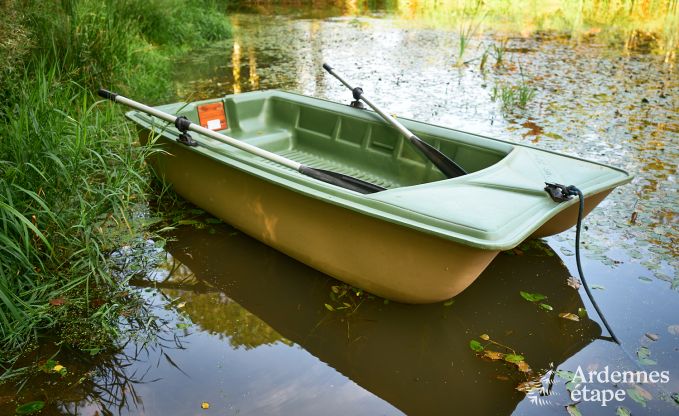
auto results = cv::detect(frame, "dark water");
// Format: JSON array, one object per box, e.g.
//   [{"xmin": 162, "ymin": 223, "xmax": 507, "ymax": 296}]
[{"xmin": 3, "ymin": 6, "xmax": 678, "ymax": 416}]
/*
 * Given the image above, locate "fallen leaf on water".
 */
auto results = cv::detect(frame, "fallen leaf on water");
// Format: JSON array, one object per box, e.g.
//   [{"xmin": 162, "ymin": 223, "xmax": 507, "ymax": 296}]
[
  {"xmin": 520, "ymin": 291, "xmax": 547, "ymax": 302},
  {"xmin": 627, "ymin": 384, "xmax": 653, "ymax": 407},
  {"xmin": 516, "ymin": 379, "xmax": 542, "ymax": 393},
  {"xmin": 469, "ymin": 340, "xmax": 484, "ymax": 352},
  {"xmin": 559, "ymin": 313, "xmax": 580, "ymax": 322},
  {"xmin": 566, "ymin": 404, "xmax": 582, "ymax": 416},
  {"xmin": 516, "ymin": 361, "xmax": 531, "ymax": 373},
  {"xmin": 483, "ymin": 350, "xmax": 505, "ymax": 360},
  {"xmin": 15, "ymin": 401, "xmax": 45, "ymax": 415},
  {"xmin": 667, "ymin": 325, "xmax": 679, "ymax": 335},
  {"xmin": 539, "ymin": 303, "xmax": 553, "ymax": 311},
  {"xmin": 616, "ymin": 406, "xmax": 631, "ymax": 416},
  {"xmin": 566, "ymin": 276, "xmax": 581, "ymax": 289},
  {"xmin": 637, "ymin": 346, "xmax": 657, "ymax": 365},
  {"xmin": 480, "ymin": 334, "xmax": 490, "ymax": 341},
  {"xmin": 201, "ymin": 402, "xmax": 210, "ymax": 409},
  {"xmin": 645, "ymin": 332, "xmax": 659, "ymax": 341},
  {"xmin": 504, "ymin": 354, "xmax": 524, "ymax": 364}
]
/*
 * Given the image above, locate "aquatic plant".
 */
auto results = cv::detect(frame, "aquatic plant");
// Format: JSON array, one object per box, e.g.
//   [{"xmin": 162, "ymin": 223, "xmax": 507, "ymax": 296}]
[{"xmin": 454, "ymin": 0, "xmax": 486, "ymax": 66}]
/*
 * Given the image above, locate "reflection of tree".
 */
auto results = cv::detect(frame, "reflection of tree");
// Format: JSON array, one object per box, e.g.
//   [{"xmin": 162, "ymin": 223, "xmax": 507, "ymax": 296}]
[{"xmin": 163, "ymin": 288, "xmax": 292, "ymax": 350}]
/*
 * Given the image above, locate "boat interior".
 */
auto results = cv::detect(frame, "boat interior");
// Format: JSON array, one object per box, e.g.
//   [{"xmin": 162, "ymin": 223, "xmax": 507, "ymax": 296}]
[{"xmin": 174, "ymin": 91, "xmax": 514, "ymax": 189}]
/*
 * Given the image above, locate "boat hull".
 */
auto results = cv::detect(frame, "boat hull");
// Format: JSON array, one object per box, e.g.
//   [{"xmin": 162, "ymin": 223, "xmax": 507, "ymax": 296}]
[{"xmin": 147, "ymin": 135, "xmax": 499, "ymax": 303}]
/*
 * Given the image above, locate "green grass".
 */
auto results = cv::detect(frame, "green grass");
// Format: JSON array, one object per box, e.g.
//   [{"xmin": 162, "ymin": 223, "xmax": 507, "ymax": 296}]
[{"xmin": 0, "ymin": 0, "xmax": 231, "ymax": 368}]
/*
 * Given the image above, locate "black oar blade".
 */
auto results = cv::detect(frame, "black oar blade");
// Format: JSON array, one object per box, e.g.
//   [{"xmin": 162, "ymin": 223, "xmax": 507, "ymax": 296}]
[
  {"xmin": 298, "ymin": 166, "xmax": 385, "ymax": 194},
  {"xmin": 409, "ymin": 135, "xmax": 467, "ymax": 178}
]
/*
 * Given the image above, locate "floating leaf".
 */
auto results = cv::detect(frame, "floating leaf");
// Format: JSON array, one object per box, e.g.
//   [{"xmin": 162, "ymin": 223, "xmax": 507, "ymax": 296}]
[
  {"xmin": 645, "ymin": 332, "xmax": 659, "ymax": 341},
  {"xmin": 201, "ymin": 401, "xmax": 210, "ymax": 409},
  {"xmin": 627, "ymin": 388, "xmax": 648, "ymax": 407},
  {"xmin": 516, "ymin": 379, "xmax": 541, "ymax": 392},
  {"xmin": 577, "ymin": 307, "xmax": 588, "ymax": 318},
  {"xmin": 539, "ymin": 303, "xmax": 553, "ymax": 311},
  {"xmin": 566, "ymin": 404, "xmax": 582, "ymax": 416},
  {"xmin": 668, "ymin": 325, "xmax": 679, "ymax": 336},
  {"xmin": 324, "ymin": 303, "xmax": 335, "ymax": 311},
  {"xmin": 443, "ymin": 299, "xmax": 454, "ymax": 306},
  {"xmin": 556, "ymin": 369, "xmax": 575, "ymax": 381},
  {"xmin": 504, "ymin": 354, "xmax": 524, "ymax": 364},
  {"xmin": 520, "ymin": 291, "xmax": 547, "ymax": 302},
  {"xmin": 637, "ymin": 346, "xmax": 657, "ymax": 365},
  {"xmin": 559, "ymin": 312, "xmax": 580, "ymax": 322},
  {"xmin": 483, "ymin": 350, "xmax": 505, "ymax": 360},
  {"xmin": 15, "ymin": 401, "xmax": 45, "ymax": 415},
  {"xmin": 469, "ymin": 340, "xmax": 484, "ymax": 352},
  {"xmin": 176, "ymin": 302, "xmax": 186, "ymax": 309},
  {"xmin": 566, "ymin": 276, "xmax": 581, "ymax": 289},
  {"xmin": 516, "ymin": 361, "xmax": 531, "ymax": 373},
  {"xmin": 616, "ymin": 406, "xmax": 631, "ymax": 416},
  {"xmin": 480, "ymin": 334, "xmax": 490, "ymax": 341},
  {"xmin": 626, "ymin": 384, "xmax": 653, "ymax": 407}
]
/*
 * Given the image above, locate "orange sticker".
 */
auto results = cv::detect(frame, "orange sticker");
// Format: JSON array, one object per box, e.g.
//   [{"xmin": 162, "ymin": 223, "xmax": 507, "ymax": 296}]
[{"xmin": 197, "ymin": 102, "xmax": 227, "ymax": 130}]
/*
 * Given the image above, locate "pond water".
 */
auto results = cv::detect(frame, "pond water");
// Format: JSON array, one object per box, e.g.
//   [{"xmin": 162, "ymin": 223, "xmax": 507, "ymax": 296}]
[{"xmin": 2, "ymin": 3, "xmax": 677, "ymax": 415}]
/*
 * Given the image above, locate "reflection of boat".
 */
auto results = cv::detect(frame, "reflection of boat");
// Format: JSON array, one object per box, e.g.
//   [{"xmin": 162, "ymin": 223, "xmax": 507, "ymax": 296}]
[
  {"xmin": 126, "ymin": 90, "xmax": 630, "ymax": 302},
  {"xmin": 156, "ymin": 222, "xmax": 601, "ymax": 415}
]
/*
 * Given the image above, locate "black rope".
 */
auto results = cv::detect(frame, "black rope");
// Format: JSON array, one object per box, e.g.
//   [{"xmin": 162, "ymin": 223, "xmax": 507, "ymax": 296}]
[{"xmin": 567, "ymin": 186, "xmax": 621, "ymax": 345}]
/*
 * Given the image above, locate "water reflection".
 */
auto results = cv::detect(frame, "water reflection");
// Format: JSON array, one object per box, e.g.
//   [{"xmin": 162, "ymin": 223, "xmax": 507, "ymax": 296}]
[{"xmin": 143, "ymin": 221, "xmax": 600, "ymax": 415}]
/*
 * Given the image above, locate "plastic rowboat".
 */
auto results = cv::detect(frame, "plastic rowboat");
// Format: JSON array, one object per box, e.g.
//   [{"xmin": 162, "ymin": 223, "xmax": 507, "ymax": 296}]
[{"xmin": 125, "ymin": 90, "xmax": 631, "ymax": 303}]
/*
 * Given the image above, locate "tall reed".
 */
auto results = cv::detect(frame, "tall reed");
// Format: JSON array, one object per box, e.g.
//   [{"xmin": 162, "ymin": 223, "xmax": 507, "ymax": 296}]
[{"xmin": 0, "ymin": 0, "xmax": 231, "ymax": 364}]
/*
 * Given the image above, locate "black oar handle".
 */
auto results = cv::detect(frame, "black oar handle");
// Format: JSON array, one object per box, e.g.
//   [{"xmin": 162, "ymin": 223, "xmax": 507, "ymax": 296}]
[{"xmin": 97, "ymin": 89, "xmax": 119, "ymax": 101}]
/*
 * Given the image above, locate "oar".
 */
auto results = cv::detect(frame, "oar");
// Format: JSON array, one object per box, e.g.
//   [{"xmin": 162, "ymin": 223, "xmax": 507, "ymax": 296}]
[
  {"xmin": 322, "ymin": 63, "xmax": 467, "ymax": 178},
  {"xmin": 97, "ymin": 89, "xmax": 385, "ymax": 194}
]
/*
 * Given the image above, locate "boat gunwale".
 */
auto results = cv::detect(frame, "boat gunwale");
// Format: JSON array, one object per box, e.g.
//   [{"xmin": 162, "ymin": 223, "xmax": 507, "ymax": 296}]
[{"xmin": 126, "ymin": 90, "xmax": 632, "ymax": 250}]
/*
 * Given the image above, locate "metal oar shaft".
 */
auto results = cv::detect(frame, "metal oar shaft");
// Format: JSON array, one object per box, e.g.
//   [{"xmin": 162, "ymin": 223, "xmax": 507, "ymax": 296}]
[
  {"xmin": 322, "ymin": 63, "xmax": 467, "ymax": 178},
  {"xmin": 101, "ymin": 90, "xmax": 301, "ymax": 171},
  {"xmin": 322, "ymin": 67, "xmax": 415, "ymax": 139},
  {"xmin": 97, "ymin": 89, "xmax": 384, "ymax": 194}
]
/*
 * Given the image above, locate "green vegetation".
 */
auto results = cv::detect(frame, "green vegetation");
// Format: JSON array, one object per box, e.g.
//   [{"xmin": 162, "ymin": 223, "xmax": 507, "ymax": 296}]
[
  {"xmin": 0, "ymin": 0, "xmax": 231, "ymax": 370},
  {"xmin": 396, "ymin": 0, "xmax": 678, "ymax": 59}
]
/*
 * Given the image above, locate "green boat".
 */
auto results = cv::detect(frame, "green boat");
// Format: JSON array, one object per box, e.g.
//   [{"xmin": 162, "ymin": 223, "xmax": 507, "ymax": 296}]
[{"xmin": 112, "ymin": 87, "xmax": 630, "ymax": 303}]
